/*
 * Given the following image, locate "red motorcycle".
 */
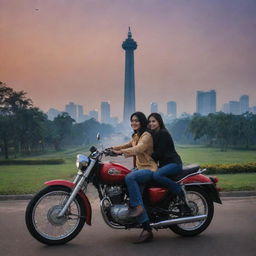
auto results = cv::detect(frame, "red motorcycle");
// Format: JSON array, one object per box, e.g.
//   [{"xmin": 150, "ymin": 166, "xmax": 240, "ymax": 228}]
[{"xmin": 25, "ymin": 145, "xmax": 222, "ymax": 245}]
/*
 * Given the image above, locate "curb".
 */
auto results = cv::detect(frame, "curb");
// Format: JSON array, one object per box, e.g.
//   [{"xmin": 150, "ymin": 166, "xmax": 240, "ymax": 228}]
[{"xmin": 0, "ymin": 191, "xmax": 256, "ymax": 201}]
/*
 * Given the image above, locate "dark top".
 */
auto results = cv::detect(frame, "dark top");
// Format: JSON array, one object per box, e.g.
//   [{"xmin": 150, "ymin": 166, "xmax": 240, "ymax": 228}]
[{"xmin": 151, "ymin": 128, "xmax": 182, "ymax": 167}]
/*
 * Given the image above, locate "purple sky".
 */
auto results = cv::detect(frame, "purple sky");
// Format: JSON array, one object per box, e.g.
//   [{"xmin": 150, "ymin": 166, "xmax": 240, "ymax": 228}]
[{"xmin": 0, "ymin": 0, "xmax": 256, "ymax": 119}]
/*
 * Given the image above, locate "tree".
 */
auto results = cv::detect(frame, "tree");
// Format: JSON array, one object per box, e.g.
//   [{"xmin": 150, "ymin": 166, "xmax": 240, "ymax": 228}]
[
  {"xmin": 0, "ymin": 82, "xmax": 33, "ymax": 158},
  {"xmin": 48, "ymin": 113, "xmax": 75, "ymax": 151}
]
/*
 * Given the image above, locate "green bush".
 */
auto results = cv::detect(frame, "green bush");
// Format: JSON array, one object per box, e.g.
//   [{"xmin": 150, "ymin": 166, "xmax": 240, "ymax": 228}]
[
  {"xmin": 202, "ymin": 163, "xmax": 256, "ymax": 174},
  {"xmin": 0, "ymin": 159, "xmax": 65, "ymax": 165}
]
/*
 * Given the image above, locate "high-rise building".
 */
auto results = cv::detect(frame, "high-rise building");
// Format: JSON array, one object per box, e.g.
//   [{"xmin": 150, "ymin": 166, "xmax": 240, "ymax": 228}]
[
  {"xmin": 65, "ymin": 102, "xmax": 77, "ymax": 121},
  {"xmin": 229, "ymin": 101, "xmax": 241, "ymax": 115},
  {"xmin": 89, "ymin": 110, "xmax": 98, "ymax": 121},
  {"xmin": 150, "ymin": 102, "xmax": 158, "ymax": 113},
  {"xmin": 240, "ymin": 95, "xmax": 249, "ymax": 114},
  {"xmin": 46, "ymin": 108, "xmax": 60, "ymax": 121},
  {"xmin": 251, "ymin": 106, "xmax": 256, "ymax": 114},
  {"xmin": 221, "ymin": 103, "xmax": 229, "ymax": 114},
  {"xmin": 101, "ymin": 101, "xmax": 110, "ymax": 123},
  {"xmin": 122, "ymin": 27, "xmax": 137, "ymax": 123},
  {"xmin": 167, "ymin": 101, "xmax": 177, "ymax": 119},
  {"xmin": 196, "ymin": 90, "xmax": 216, "ymax": 116},
  {"xmin": 77, "ymin": 105, "xmax": 84, "ymax": 123}
]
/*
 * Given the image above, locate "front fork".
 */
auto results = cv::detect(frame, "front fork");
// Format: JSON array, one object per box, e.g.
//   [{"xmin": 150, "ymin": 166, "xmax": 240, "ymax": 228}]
[{"xmin": 57, "ymin": 159, "xmax": 96, "ymax": 218}]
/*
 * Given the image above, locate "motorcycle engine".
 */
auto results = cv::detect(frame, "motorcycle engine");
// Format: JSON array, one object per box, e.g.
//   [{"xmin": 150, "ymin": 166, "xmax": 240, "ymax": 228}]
[
  {"xmin": 104, "ymin": 185, "xmax": 135, "ymax": 225},
  {"xmin": 105, "ymin": 186, "xmax": 124, "ymax": 204},
  {"xmin": 110, "ymin": 204, "xmax": 134, "ymax": 225}
]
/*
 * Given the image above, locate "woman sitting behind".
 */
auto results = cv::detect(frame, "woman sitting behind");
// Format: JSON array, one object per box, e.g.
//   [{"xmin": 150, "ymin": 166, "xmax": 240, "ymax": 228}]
[{"xmin": 148, "ymin": 113, "xmax": 190, "ymax": 208}]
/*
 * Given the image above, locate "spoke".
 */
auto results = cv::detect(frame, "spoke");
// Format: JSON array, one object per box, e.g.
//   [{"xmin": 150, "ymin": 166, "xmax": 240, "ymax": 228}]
[
  {"xmin": 32, "ymin": 190, "xmax": 81, "ymax": 240},
  {"xmin": 177, "ymin": 191, "xmax": 208, "ymax": 231}
]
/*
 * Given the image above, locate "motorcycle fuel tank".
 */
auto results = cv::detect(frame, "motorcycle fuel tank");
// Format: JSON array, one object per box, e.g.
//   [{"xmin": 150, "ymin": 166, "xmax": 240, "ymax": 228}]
[{"xmin": 99, "ymin": 162, "xmax": 131, "ymax": 184}]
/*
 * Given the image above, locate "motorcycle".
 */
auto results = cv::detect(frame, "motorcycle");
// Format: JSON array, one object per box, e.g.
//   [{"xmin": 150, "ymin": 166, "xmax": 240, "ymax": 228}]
[{"xmin": 25, "ymin": 141, "xmax": 222, "ymax": 245}]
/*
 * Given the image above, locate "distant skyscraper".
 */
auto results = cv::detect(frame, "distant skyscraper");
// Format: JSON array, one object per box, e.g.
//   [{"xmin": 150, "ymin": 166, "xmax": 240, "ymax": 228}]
[
  {"xmin": 150, "ymin": 102, "xmax": 158, "ymax": 113},
  {"xmin": 251, "ymin": 106, "xmax": 256, "ymax": 114},
  {"xmin": 229, "ymin": 101, "xmax": 241, "ymax": 115},
  {"xmin": 240, "ymin": 95, "xmax": 249, "ymax": 114},
  {"xmin": 122, "ymin": 27, "xmax": 137, "ymax": 123},
  {"xmin": 196, "ymin": 90, "xmax": 216, "ymax": 116},
  {"xmin": 77, "ymin": 105, "xmax": 84, "ymax": 123},
  {"xmin": 89, "ymin": 110, "xmax": 98, "ymax": 121},
  {"xmin": 101, "ymin": 101, "xmax": 110, "ymax": 123},
  {"xmin": 221, "ymin": 103, "xmax": 229, "ymax": 114},
  {"xmin": 47, "ymin": 108, "xmax": 60, "ymax": 121},
  {"xmin": 167, "ymin": 101, "xmax": 177, "ymax": 118},
  {"xmin": 65, "ymin": 102, "xmax": 77, "ymax": 121}
]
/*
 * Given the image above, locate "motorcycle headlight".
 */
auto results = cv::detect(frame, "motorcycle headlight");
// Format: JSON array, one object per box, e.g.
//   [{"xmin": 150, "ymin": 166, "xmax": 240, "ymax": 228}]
[{"xmin": 76, "ymin": 154, "xmax": 89, "ymax": 170}]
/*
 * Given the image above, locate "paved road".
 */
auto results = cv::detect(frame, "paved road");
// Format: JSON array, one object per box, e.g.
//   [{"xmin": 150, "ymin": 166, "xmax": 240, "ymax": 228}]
[{"xmin": 0, "ymin": 197, "xmax": 256, "ymax": 256}]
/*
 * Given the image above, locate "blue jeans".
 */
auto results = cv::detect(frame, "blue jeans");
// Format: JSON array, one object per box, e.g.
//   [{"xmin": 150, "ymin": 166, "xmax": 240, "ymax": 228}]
[
  {"xmin": 153, "ymin": 163, "xmax": 182, "ymax": 195},
  {"xmin": 125, "ymin": 169, "xmax": 153, "ymax": 224}
]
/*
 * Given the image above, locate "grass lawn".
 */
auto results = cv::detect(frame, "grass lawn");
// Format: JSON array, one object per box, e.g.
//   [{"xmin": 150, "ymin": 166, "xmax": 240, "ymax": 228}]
[
  {"xmin": 0, "ymin": 163, "xmax": 76, "ymax": 194},
  {"xmin": 215, "ymin": 173, "xmax": 256, "ymax": 191},
  {"xmin": 176, "ymin": 145, "xmax": 256, "ymax": 164},
  {"xmin": 0, "ymin": 145, "xmax": 255, "ymax": 194}
]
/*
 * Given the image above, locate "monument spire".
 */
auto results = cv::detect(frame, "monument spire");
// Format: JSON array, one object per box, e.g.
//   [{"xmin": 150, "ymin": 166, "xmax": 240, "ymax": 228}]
[{"xmin": 122, "ymin": 27, "xmax": 137, "ymax": 123}]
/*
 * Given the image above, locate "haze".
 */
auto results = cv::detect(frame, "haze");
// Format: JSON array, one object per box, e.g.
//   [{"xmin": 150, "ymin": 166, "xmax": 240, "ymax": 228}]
[{"xmin": 0, "ymin": 0, "xmax": 256, "ymax": 119}]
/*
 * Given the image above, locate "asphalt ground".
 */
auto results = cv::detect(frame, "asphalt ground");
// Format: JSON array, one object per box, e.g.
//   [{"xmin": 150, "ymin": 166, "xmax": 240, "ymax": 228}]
[{"xmin": 0, "ymin": 197, "xmax": 256, "ymax": 256}]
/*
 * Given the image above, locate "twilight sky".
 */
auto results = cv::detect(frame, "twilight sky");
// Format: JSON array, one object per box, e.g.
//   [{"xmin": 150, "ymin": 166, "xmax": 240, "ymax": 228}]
[{"xmin": 0, "ymin": 0, "xmax": 256, "ymax": 120}]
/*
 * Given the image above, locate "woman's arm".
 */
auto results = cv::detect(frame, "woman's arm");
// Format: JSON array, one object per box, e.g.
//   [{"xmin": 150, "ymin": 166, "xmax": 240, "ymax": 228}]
[
  {"xmin": 151, "ymin": 131, "xmax": 168, "ymax": 162},
  {"xmin": 121, "ymin": 133, "xmax": 152, "ymax": 157},
  {"xmin": 112, "ymin": 140, "xmax": 133, "ymax": 151}
]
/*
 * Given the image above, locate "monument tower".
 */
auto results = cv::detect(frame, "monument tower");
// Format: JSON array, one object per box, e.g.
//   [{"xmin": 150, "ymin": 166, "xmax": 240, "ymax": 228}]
[{"xmin": 122, "ymin": 27, "xmax": 137, "ymax": 123}]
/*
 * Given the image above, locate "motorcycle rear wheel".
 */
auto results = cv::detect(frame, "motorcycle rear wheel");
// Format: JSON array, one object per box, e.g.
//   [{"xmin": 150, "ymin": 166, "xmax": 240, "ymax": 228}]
[
  {"xmin": 169, "ymin": 187, "xmax": 214, "ymax": 236},
  {"xmin": 25, "ymin": 185, "xmax": 86, "ymax": 245}
]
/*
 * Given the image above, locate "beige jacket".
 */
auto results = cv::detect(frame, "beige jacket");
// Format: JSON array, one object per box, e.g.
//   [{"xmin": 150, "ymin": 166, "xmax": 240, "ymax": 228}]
[{"xmin": 112, "ymin": 131, "xmax": 157, "ymax": 171}]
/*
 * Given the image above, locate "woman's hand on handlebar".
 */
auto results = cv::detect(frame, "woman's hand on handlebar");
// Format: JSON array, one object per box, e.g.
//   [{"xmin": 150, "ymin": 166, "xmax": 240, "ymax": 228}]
[
  {"xmin": 103, "ymin": 148, "xmax": 122, "ymax": 156},
  {"xmin": 112, "ymin": 149, "xmax": 122, "ymax": 155}
]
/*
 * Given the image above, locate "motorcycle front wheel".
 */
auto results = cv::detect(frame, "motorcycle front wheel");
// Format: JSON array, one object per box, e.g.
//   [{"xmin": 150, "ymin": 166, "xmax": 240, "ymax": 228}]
[
  {"xmin": 25, "ymin": 185, "xmax": 86, "ymax": 245},
  {"xmin": 169, "ymin": 186, "xmax": 214, "ymax": 236}
]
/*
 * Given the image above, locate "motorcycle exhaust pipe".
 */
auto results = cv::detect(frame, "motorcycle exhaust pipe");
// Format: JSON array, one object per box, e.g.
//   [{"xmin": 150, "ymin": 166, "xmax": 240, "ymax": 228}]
[{"xmin": 150, "ymin": 214, "xmax": 207, "ymax": 228}]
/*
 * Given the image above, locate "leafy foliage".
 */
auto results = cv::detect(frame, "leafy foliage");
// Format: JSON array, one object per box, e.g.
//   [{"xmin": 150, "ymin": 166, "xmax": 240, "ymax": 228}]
[{"xmin": 0, "ymin": 82, "xmax": 114, "ymax": 159}]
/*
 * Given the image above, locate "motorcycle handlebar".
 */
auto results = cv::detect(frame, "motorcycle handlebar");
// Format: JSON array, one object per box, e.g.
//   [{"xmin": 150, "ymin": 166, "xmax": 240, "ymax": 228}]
[{"xmin": 103, "ymin": 148, "xmax": 121, "ymax": 157}]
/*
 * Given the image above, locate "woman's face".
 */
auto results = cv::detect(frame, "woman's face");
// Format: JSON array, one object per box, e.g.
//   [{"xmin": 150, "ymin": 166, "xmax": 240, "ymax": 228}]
[
  {"xmin": 131, "ymin": 115, "xmax": 141, "ymax": 131},
  {"xmin": 148, "ymin": 116, "xmax": 160, "ymax": 131}
]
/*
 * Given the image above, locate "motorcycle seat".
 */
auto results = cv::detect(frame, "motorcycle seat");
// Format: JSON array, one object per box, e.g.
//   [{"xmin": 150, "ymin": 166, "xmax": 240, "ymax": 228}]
[{"xmin": 171, "ymin": 164, "xmax": 200, "ymax": 181}]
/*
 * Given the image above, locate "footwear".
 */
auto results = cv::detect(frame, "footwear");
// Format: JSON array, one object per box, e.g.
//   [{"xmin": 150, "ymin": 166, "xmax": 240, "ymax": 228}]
[
  {"xmin": 127, "ymin": 205, "xmax": 144, "ymax": 218},
  {"xmin": 133, "ymin": 230, "xmax": 153, "ymax": 244}
]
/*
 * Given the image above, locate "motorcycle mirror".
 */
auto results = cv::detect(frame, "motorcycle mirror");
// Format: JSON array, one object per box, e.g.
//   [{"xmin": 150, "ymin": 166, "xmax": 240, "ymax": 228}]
[{"xmin": 96, "ymin": 132, "xmax": 100, "ymax": 141}]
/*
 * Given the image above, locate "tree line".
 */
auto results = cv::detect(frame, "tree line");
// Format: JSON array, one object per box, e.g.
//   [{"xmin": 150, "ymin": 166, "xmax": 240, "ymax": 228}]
[
  {"xmin": 1, "ymin": 82, "xmax": 255, "ymax": 159},
  {"xmin": 168, "ymin": 112, "xmax": 256, "ymax": 150},
  {"xmin": 0, "ymin": 82, "xmax": 114, "ymax": 159}
]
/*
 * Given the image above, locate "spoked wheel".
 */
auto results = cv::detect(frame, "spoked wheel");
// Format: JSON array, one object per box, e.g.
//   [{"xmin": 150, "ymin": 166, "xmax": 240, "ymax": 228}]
[
  {"xmin": 169, "ymin": 187, "xmax": 214, "ymax": 236},
  {"xmin": 25, "ymin": 186, "xmax": 86, "ymax": 245}
]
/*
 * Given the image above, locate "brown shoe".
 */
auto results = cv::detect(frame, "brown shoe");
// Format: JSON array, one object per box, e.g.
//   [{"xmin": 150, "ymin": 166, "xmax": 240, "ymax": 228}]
[
  {"xmin": 127, "ymin": 205, "xmax": 144, "ymax": 218},
  {"xmin": 133, "ymin": 230, "xmax": 153, "ymax": 244}
]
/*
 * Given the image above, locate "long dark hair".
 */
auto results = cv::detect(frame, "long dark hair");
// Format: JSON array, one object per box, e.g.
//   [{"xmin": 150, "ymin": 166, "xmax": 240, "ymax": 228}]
[
  {"xmin": 130, "ymin": 112, "xmax": 149, "ymax": 137},
  {"xmin": 148, "ymin": 112, "xmax": 166, "ymax": 130}
]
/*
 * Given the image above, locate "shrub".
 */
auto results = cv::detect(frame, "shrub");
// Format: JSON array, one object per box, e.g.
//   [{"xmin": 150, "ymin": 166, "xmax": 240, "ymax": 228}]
[{"xmin": 202, "ymin": 163, "xmax": 256, "ymax": 174}]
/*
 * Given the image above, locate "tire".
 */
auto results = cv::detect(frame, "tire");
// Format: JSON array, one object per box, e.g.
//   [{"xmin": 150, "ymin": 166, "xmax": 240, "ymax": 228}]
[
  {"xmin": 25, "ymin": 185, "xmax": 86, "ymax": 245},
  {"xmin": 169, "ymin": 186, "xmax": 214, "ymax": 237}
]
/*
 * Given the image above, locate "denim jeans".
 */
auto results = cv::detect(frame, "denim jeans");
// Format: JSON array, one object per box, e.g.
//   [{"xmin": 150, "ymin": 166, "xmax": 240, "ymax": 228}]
[
  {"xmin": 153, "ymin": 163, "xmax": 182, "ymax": 195},
  {"xmin": 125, "ymin": 169, "xmax": 153, "ymax": 224}
]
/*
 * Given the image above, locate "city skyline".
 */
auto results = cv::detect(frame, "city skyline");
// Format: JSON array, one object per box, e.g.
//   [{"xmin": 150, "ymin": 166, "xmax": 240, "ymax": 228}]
[
  {"xmin": 1, "ymin": 0, "xmax": 256, "ymax": 120},
  {"xmin": 47, "ymin": 91, "xmax": 256, "ymax": 124}
]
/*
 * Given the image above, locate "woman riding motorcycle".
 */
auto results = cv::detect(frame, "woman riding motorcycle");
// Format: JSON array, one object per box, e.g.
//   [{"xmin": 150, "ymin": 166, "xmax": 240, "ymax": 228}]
[{"xmin": 112, "ymin": 112, "xmax": 157, "ymax": 243}]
